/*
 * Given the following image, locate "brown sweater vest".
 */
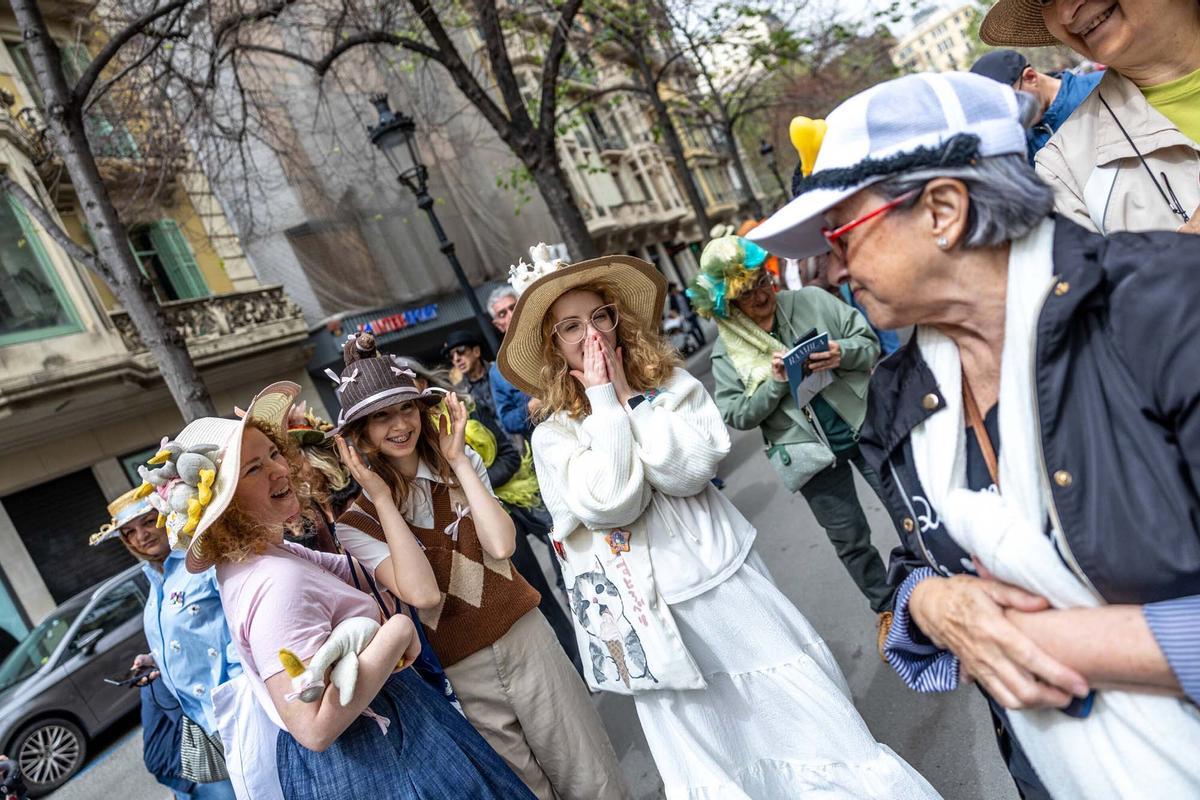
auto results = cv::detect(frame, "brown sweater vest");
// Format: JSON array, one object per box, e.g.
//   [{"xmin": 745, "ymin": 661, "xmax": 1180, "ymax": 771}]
[{"xmin": 339, "ymin": 484, "xmax": 541, "ymax": 666}]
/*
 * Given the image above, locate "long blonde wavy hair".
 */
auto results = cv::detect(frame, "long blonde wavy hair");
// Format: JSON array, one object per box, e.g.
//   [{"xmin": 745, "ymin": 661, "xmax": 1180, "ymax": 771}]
[
  {"xmin": 343, "ymin": 401, "xmax": 457, "ymax": 513},
  {"xmin": 536, "ymin": 278, "xmax": 680, "ymax": 420},
  {"xmin": 195, "ymin": 419, "xmax": 311, "ymax": 566}
]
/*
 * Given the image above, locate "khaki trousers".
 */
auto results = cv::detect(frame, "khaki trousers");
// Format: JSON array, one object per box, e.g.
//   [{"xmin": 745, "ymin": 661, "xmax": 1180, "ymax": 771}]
[{"xmin": 445, "ymin": 609, "xmax": 628, "ymax": 800}]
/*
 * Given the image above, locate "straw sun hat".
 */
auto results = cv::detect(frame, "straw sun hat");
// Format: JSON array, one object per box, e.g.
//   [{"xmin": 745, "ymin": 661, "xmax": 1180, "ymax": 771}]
[
  {"xmin": 131, "ymin": 381, "xmax": 301, "ymax": 573},
  {"xmin": 89, "ymin": 486, "xmax": 156, "ymax": 546},
  {"xmin": 496, "ymin": 244, "xmax": 667, "ymax": 397},
  {"xmin": 980, "ymin": 0, "xmax": 1061, "ymax": 48}
]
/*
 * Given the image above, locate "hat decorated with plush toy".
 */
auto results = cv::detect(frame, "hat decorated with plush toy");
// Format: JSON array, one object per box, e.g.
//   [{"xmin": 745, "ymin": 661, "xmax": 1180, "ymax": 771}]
[
  {"xmin": 686, "ymin": 236, "xmax": 770, "ymax": 319},
  {"xmin": 132, "ymin": 381, "xmax": 301, "ymax": 572},
  {"xmin": 496, "ymin": 242, "xmax": 667, "ymax": 397},
  {"xmin": 325, "ymin": 328, "xmax": 442, "ymax": 436},
  {"xmin": 89, "ymin": 487, "xmax": 156, "ymax": 546}
]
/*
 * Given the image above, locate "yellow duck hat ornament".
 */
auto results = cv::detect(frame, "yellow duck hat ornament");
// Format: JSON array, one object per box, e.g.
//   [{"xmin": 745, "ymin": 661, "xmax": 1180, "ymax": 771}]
[
  {"xmin": 134, "ymin": 436, "xmax": 221, "ymax": 550},
  {"xmin": 789, "ymin": 116, "xmax": 828, "ymax": 179}
]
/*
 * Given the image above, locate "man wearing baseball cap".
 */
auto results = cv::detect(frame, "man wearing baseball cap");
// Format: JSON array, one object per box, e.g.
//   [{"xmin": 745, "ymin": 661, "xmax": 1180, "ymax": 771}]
[{"xmin": 970, "ymin": 48, "xmax": 1102, "ymax": 164}]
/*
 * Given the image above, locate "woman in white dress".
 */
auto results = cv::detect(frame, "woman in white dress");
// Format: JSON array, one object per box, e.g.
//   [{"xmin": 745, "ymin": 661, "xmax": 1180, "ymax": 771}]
[{"xmin": 496, "ymin": 246, "xmax": 940, "ymax": 799}]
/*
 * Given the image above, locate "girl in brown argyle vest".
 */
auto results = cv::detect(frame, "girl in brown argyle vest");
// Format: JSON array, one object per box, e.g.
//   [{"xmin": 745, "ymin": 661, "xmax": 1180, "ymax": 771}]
[{"xmin": 327, "ymin": 333, "xmax": 626, "ymax": 800}]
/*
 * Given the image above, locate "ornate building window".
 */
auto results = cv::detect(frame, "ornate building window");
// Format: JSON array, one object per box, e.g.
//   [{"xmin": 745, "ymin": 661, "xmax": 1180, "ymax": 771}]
[{"xmin": 0, "ymin": 191, "xmax": 82, "ymax": 345}]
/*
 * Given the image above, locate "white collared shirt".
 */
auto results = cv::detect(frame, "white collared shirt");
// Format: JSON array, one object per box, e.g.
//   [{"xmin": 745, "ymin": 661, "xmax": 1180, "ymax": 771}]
[{"xmin": 335, "ymin": 448, "xmax": 491, "ymax": 570}]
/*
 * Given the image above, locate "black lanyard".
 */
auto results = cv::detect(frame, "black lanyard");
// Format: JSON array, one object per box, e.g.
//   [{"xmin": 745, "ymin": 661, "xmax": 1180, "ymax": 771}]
[{"xmin": 1098, "ymin": 93, "xmax": 1191, "ymax": 223}]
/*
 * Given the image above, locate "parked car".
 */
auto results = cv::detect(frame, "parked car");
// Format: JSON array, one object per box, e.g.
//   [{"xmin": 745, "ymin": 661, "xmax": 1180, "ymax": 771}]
[{"xmin": 0, "ymin": 566, "xmax": 148, "ymax": 796}]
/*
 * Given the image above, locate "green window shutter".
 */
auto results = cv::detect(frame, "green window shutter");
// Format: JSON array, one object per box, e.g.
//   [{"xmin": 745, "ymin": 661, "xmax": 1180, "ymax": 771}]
[{"xmin": 147, "ymin": 220, "xmax": 208, "ymax": 299}]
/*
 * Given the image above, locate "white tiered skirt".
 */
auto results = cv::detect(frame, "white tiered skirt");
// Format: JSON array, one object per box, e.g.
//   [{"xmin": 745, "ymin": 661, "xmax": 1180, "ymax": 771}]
[{"xmin": 634, "ymin": 551, "xmax": 941, "ymax": 799}]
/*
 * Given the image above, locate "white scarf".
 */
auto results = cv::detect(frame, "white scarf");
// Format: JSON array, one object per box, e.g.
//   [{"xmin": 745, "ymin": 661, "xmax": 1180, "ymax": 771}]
[{"xmin": 911, "ymin": 217, "xmax": 1200, "ymax": 799}]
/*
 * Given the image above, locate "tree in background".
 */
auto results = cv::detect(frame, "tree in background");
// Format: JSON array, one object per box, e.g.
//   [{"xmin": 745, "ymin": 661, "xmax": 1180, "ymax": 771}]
[
  {"xmin": 210, "ymin": 0, "xmax": 602, "ymax": 260},
  {"xmin": 571, "ymin": 0, "xmax": 716, "ymax": 235},
  {"xmin": 741, "ymin": 11, "xmax": 899, "ymax": 195},
  {"xmin": 663, "ymin": 0, "xmax": 804, "ymax": 219},
  {"xmin": 7, "ymin": 0, "xmax": 218, "ymax": 420}
]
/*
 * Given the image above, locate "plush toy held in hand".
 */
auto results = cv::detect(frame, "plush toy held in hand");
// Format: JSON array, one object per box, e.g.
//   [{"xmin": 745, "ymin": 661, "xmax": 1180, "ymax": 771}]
[{"xmin": 279, "ymin": 617, "xmax": 405, "ymax": 705}]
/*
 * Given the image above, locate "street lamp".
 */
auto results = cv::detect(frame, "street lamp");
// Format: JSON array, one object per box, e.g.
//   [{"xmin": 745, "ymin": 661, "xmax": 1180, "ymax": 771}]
[
  {"xmin": 759, "ymin": 139, "xmax": 789, "ymax": 205},
  {"xmin": 368, "ymin": 93, "xmax": 500, "ymax": 354}
]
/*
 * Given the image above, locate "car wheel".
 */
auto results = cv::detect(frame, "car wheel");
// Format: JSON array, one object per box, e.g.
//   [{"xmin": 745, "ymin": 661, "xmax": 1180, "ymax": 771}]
[{"xmin": 12, "ymin": 717, "xmax": 87, "ymax": 797}]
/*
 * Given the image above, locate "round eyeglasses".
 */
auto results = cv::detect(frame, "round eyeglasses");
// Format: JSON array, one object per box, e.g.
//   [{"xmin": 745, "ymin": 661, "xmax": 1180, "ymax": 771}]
[{"xmin": 552, "ymin": 304, "xmax": 619, "ymax": 344}]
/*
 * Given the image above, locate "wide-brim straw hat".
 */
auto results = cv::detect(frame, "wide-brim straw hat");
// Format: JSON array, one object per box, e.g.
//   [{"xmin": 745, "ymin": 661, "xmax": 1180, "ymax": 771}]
[
  {"xmin": 181, "ymin": 381, "xmax": 300, "ymax": 573},
  {"xmin": 497, "ymin": 255, "xmax": 667, "ymax": 397},
  {"xmin": 89, "ymin": 487, "xmax": 156, "ymax": 546},
  {"xmin": 980, "ymin": 0, "xmax": 1061, "ymax": 47}
]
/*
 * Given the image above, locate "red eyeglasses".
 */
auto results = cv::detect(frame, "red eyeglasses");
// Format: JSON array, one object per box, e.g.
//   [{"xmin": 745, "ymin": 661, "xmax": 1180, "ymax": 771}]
[{"xmin": 821, "ymin": 189, "xmax": 919, "ymax": 261}]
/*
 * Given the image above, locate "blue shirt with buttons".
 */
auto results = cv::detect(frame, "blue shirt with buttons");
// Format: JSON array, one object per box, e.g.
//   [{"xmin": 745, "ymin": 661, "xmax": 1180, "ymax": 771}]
[{"xmin": 142, "ymin": 551, "xmax": 240, "ymax": 734}]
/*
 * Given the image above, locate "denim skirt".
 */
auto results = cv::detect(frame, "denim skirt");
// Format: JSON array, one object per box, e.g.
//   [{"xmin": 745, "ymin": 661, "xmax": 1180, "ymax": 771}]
[{"xmin": 276, "ymin": 669, "xmax": 536, "ymax": 800}]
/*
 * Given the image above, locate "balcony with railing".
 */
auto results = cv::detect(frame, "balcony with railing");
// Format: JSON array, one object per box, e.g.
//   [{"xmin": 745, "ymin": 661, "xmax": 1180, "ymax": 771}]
[
  {"xmin": 108, "ymin": 285, "xmax": 308, "ymax": 363},
  {"xmin": 5, "ymin": 38, "xmax": 184, "ymax": 201}
]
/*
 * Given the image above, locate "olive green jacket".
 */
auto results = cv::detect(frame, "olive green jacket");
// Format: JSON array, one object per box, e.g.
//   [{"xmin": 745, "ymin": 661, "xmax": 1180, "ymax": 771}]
[{"xmin": 712, "ymin": 288, "xmax": 879, "ymax": 449}]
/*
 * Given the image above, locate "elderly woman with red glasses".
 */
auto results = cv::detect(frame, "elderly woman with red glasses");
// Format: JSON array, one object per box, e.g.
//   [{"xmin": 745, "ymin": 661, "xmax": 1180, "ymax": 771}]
[
  {"xmin": 751, "ymin": 71, "xmax": 1200, "ymax": 800},
  {"xmin": 692, "ymin": 231, "xmax": 894, "ymax": 634}
]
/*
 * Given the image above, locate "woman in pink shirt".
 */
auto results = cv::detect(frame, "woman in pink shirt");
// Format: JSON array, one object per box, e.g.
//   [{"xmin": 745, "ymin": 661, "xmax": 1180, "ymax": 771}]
[{"xmin": 149, "ymin": 382, "xmax": 534, "ymax": 800}]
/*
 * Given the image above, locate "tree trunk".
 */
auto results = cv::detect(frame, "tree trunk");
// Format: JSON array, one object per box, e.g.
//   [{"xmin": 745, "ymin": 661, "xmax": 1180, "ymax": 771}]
[
  {"xmin": 636, "ymin": 56, "xmax": 712, "ymax": 237},
  {"xmin": 526, "ymin": 156, "xmax": 599, "ymax": 260},
  {"xmin": 11, "ymin": 0, "xmax": 216, "ymax": 421},
  {"xmin": 724, "ymin": 123, "xmax": 764, "ymax": 218}
]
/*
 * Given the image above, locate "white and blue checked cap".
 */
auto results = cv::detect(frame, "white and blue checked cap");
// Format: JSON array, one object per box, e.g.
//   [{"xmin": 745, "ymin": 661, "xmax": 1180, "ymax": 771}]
[{"xmin": 749, "ymin": 72, "xmax": 1027, "ymax": 259}]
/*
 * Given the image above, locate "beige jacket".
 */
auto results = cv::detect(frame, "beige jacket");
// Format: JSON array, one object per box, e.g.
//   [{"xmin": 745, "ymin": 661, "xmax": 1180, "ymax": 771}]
[{"xmin": 1036, "ymin": 69, "xmax": 1200, "ymax": 234}]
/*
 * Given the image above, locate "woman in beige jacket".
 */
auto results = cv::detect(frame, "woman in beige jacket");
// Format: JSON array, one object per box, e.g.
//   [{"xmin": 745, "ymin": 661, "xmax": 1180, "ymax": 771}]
[{"xmin": 981, "ymin": 0, "xmax": 1200, "ymax": 235}]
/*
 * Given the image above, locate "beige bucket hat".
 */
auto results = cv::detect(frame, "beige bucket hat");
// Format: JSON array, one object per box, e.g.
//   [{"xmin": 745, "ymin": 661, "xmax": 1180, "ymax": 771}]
[
  {"xmin": 980, "ymin": 0, "xmax": 1061, "ymax": 47},
  {"xmin": 496, "ymin": 249, "xmax": 667, "ymax": 397}
]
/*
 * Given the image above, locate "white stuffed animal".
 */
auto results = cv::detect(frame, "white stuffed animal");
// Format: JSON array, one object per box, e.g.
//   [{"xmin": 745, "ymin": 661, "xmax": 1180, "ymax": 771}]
[{"xmin": 279, "ymin": 617, "xmax": 384, "ymax": 706}]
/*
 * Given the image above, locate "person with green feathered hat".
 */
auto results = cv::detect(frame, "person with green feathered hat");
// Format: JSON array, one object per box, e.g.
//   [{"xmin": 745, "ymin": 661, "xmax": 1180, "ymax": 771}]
[{"xmin": 691, "ymin": 234, "xmax": 897, "ymax": 633}]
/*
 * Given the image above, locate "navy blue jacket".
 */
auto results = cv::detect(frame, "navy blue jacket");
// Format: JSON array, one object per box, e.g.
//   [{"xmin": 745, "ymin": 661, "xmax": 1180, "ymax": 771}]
[{"xmin": 861, "ymin": 218, "xmax": 1200, "ymax": 606}]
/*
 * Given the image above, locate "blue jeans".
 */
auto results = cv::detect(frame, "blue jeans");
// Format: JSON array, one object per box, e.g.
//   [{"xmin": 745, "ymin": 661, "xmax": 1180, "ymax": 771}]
[{"xmin": 175, "ymin": 779, "xmax": 236, "ymax": 800}]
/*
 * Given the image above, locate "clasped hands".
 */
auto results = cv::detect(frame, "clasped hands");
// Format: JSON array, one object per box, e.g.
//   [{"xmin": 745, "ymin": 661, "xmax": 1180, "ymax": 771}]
[
  {"xmin": 908, "ymin": 565, "xmax": 1090, "ymax": 711},
  {"xmin": 570, "ymin": 331, "xmax": 637, "ymax": 406}
]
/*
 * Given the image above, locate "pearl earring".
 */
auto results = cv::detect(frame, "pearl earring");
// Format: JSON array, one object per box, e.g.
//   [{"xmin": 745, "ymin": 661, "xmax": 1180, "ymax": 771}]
[{"xmin": 936, "ymin": 236, "xmax": 950, "ymax": 249}]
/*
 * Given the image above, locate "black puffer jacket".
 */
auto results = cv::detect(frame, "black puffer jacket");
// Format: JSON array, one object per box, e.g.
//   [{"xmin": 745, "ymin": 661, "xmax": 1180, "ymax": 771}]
[{"xmin": 861, "ymin": 217, "xmax": 1200, "ymax": 605}]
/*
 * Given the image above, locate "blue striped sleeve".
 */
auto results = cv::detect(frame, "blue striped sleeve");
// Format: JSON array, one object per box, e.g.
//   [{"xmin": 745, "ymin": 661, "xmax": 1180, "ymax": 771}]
[
  {"xmin": 884, "ymin": 567, "xmax": 960, "ymax": 692},
  {"xmin": 1143, "ymin": 595, "xmax": 1200, "ymax": 704}
]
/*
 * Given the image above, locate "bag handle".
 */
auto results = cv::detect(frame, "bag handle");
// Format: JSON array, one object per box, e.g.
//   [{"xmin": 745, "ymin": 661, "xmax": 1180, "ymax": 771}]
[{"xmin": 962, "ymin": 368, "xmax": 1000, "ymax": 489}]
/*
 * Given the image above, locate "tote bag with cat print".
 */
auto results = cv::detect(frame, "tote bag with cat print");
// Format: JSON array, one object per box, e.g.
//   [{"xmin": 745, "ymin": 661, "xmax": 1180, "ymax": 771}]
[{"xmin": 556, "ymin": 497, "xmax": 706, "ymax": 696}]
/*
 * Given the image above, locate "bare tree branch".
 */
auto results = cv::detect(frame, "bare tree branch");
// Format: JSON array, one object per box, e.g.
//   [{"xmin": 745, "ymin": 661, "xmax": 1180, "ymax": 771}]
[
  {"xmin": 312, "ymin": 31, "xmax": 443, "ymax": 73},
  {"xmin": 73, "ymin": 0, "xmax": 191, "ymax": 105},
  {"xmin": 0, "ymin": 172, "xmax": 107, "ymax": 280},
  {"xmin": 556, "ymin": 81, "xmax": 643, "ymax": 119},
  {"xmin": 84, "ymin": 29, "xmax": 180, "ymax": 113},
  {"xmin": 469, "ymin": 0, "xmax": 534, "ymax": 135},
  {"xmin": 537, "ymin": 0, "xmax": 586, "ymax": 140}
]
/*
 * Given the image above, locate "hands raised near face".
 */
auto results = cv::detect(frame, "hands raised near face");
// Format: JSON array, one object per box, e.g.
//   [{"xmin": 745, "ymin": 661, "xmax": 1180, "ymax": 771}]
[
  {"xmin": 435, "ymin": 392, "xmax": 470, "ymax": 467},
  {"xmin": 569, "ymin": 331, "xmax": 610, "ymax": 390},
  {"xmin": 335, "ymin": 434, "xmax": 393, "ymax": 503},
  {"xmin": 569, "ymin": 332, "xmax": 634, "ymax": 405}
]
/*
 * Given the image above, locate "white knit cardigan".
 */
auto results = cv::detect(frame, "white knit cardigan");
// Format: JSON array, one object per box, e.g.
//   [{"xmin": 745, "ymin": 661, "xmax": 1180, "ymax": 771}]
[{"xmin": 533, "ymin": 367, "xmax": 756, "ymax": 604}]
